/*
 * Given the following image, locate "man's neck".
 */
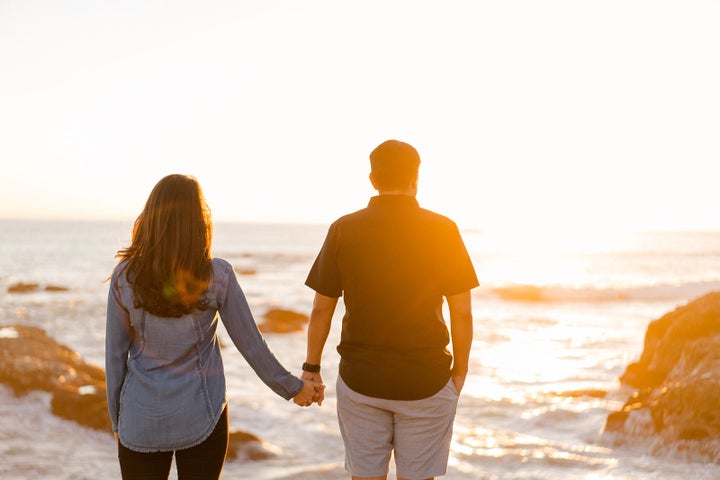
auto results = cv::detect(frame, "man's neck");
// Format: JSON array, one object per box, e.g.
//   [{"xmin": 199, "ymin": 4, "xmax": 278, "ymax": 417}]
[{"xmin": 377, "ymin": 186, "xmax": 417, "ymax": 197}]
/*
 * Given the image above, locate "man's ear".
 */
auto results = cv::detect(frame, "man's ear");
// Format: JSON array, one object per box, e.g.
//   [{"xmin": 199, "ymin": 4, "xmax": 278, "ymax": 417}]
[{"xmin": 369, "ymin": 172, "xmax": 379, "ymax": 190}]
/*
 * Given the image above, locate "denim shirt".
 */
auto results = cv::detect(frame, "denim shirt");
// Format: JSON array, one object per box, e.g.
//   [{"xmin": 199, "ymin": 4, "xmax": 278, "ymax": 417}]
[{"xmin": 105, "ymin": 257, "xmax": 303, "ymax": 452}]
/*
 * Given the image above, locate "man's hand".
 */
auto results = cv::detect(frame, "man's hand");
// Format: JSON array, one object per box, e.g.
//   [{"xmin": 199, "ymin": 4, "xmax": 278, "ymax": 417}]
[
  {"xmin": 302, "ymin": 293, "xmax": 337, "ymax": 407},
  {"xmin": 451, "ymin": 370, "xmax": 467, "ymax": 395},
  {"xmin": 301, "ymin": 371, "xmax": 325, "ymax": 406},
  {"xmin": 293, "ymin": 379, "xmax": 325, "ymax": 407}
]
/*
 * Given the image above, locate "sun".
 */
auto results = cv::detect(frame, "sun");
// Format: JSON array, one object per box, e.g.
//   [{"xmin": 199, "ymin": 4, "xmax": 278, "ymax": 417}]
[{"xmin": 459, "ymin": 220, "xmax": 639, "ymax": 292}]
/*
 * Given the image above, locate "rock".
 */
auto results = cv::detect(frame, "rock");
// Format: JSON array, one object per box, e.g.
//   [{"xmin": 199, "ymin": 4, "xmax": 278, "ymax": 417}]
[
  {"xmin": 604, "ymin": 411, "xmax": 629, "ymax": 432},
  {"xmin": 0, "ymin": 324, "xmax": 109, "ymax": 431},
  {"xmin": 52, "ymin": 384, "xmax": 110, "ymax": 431},
  {"xmin": 227, "ymin": 430, "xmax": 280, "ymax": 461},
  {"xmin": 233, "ymin": 267, "xmax": 258, "ymax": 276},
  {"xmin": 0, "ymin": 324, "xmax": 275, "ymax": 461},
  {"xmin": 605, "ymin": 292, "xmax": 720, "ymax": 449},
  {"xmin": 258, "ymin": 308, "xmax": 309, "ymax": 333},
  {"xmin": 619, "ymin": 292, "xmax": 720, "ymax": 389},
  {"xmin": 649, "ymin": 337, "xmax": 720, "ymax": 437},
  {"xmin": 45, "ymin": 285, "xmax": 70, "ymax": 292},
  {"xmin": 8, "ymin": 282, "xmax": 39, "ymax": 293},
  {"xmin": 7, "ymin": 282, "xmax": 70, "ymax": 293}
]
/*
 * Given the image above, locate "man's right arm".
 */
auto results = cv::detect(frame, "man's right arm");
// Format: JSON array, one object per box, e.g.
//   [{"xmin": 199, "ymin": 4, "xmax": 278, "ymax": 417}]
[
  {"xmin": 447, "ymin": 290, "xmax": 474, "ymax": 394},
  {"xmin": 303, "ymin": 292, "xmax": 339, "ymax": 405}
]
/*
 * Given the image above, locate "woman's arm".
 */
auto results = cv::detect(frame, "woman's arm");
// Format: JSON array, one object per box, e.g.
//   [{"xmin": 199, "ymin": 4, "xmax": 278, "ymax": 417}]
[
  {"xmin": 218, "ymin": 263, "xmax": 305, "ymax": 400},
  {"xmin": 105, "ymin": 269, "xmax": 132, "ymax": 434}
]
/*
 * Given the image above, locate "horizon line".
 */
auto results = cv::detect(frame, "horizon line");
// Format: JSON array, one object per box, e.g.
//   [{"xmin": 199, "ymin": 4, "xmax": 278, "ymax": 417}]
[{"xmin": 2, "ymin": 215, "xmax": 720, "ymax": 235}]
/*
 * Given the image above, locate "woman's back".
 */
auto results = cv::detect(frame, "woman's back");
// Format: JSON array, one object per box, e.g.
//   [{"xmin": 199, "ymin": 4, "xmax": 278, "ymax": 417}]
[
  {"xmin": 109, "ymin": 258, "xmax": 227, "ymax": 451},
  {"xmin": 105, "ymin": 174, "xmax": 315, "ymax": 479}
]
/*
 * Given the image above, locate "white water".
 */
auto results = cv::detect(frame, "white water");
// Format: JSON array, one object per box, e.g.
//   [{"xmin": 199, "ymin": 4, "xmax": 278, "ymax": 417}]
[{"xmin": 2, "ymin": 220, "xmax": 720, "ymax": 479}]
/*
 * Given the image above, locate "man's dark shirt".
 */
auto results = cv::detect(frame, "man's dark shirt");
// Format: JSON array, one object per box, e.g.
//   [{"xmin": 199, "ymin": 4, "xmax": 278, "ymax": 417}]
[{"xmin": 305, "ymin": 195, "xmax": 479, "ymax": 400}]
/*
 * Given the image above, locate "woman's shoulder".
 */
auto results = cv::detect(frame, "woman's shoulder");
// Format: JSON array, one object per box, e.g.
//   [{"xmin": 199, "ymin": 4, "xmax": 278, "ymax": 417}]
[
  {"xmin": 210, "ymin": 257, "xmax": 235, "ymax": 284},
  {"xmin": 110, "ymin": 260, "xmax": 130, "ymax": 285},
  {"xmin": 211, "ymin": 257, "xmax": 233, "ymax": 272},
  {"xmin": 208, "ymin": 258, "xmax": 238, "ymax": 299}
]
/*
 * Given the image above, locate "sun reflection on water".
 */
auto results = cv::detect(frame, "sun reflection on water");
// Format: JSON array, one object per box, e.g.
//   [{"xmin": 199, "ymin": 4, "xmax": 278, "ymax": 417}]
[{"xmin": 451, "ymin": 425, "xmax": 619, "ymax": 469}]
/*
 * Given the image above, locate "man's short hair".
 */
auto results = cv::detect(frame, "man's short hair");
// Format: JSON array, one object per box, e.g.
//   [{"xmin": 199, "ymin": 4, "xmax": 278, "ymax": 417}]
[{"xmin": 369, "ymin": 140, "xmax": 421, "ymax": 190}]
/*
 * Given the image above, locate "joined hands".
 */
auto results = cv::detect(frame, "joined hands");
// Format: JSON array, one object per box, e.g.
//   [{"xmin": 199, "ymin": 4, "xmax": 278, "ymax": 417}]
[{"xmin": 293, "ymin": 374, "xmax": 325, "ymax": 407}]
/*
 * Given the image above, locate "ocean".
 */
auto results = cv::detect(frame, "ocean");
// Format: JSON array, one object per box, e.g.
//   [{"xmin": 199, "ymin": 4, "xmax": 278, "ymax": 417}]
[{"xmin": 2, "ymin": 219, "xmax": 720, "ymax": 479}]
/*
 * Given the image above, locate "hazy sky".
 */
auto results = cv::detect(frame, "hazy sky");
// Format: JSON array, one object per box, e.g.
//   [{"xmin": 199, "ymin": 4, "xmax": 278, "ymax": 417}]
[{"xmin": 1, "ymin": 0, "xmax": 718, "ymax": 233}]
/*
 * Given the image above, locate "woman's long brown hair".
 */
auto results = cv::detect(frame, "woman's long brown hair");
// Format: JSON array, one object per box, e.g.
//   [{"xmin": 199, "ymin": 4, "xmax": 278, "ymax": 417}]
[{"xmin": 117, "ymin": 174, "xmax": 213, "ymax": 317}]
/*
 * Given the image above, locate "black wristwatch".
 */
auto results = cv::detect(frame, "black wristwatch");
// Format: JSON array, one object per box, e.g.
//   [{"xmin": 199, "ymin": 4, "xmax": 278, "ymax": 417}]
[{"xmin": 302, "ymin": 362, "xmax": 321, "ymax": 373}]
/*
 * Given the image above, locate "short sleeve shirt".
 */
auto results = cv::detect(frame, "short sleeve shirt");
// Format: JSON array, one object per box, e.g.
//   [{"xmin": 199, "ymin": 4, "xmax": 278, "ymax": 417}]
[{"xmin": 305, "ymin": 195, "xmax": 479, "ymax": 400}]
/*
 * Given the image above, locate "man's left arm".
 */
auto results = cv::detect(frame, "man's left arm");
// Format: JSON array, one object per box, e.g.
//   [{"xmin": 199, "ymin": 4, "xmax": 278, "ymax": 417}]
[
  {"xmin": 302, "ymin": 292, "xmax": 339, "ymax": 405},
  {"xmin": 447, "ymin": 290, "xmax": 473, "ymax": 394}
]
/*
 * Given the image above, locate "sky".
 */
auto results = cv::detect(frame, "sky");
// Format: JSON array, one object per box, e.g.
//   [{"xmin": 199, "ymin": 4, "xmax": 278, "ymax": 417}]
[{"xmin": 1, "ymin": 0, "xmax": 719, "ymax": 234}]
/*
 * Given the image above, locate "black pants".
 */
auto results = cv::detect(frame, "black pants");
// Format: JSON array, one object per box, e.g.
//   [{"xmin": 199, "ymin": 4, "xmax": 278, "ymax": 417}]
[{"xmin": 118, "ymin": 406, "xmax": 229, "ymax": 480}]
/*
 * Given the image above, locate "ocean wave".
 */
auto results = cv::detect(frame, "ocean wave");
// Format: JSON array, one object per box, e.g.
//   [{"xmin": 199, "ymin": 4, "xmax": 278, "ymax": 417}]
[{"xmin": 485, "ymin": 281, "xmax": 720, "ymax": 303}]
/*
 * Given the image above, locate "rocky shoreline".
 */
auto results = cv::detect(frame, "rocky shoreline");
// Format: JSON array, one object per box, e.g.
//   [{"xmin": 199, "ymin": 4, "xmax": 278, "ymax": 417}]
[
  {"xmin": 604, "ymin": 292, "xmax": 720, "ymax": 460},
  {"xmin": 0, "ymin": 324, "xmax": 280, "ymax": 461},
  {"xmin": 4, "ymin": 293, "xmax": 719, "ymax": 463}
]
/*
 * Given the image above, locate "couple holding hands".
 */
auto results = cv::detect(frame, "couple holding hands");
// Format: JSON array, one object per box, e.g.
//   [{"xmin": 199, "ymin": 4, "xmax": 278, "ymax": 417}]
[{"xmin": 105, "ymin": 140, "xmax": 478, "ymax": 480}]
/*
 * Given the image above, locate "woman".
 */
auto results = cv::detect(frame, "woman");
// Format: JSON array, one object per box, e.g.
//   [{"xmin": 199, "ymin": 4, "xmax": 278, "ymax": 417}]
[{"xmin": 105, "ymin": 174, "xmax": 320, "ymax": 479}]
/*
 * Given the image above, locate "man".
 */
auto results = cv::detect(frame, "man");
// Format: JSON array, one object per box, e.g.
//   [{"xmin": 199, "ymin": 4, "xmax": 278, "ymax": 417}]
[{"xmin": 302, "ymin": 139, "xmax": 478, "ymax": 480}]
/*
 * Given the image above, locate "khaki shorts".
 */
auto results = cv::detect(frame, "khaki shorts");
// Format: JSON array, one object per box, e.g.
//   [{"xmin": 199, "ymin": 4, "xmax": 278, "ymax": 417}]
[{"xmin": 336, "ymin": 375, "xmax": 459, "ymax": 479}]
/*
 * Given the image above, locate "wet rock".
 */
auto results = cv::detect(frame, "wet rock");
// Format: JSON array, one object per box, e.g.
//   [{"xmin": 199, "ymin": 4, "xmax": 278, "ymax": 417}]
[
  {"xmin": 52, "ymin": 384, "xmax": 109, "ymax": 431},
  {"xmin": 233, "ymin": 267, "xmax": 258, "ymax": 275},
  {"xmin": 7, "ymin": 282, "xmax": 70, "ymax": 293},
  {"xmin": 258, "ymin": 308, "xmax": 309, "ymax": 334},
  {"xmin": 45, "ymin": 285, "xmax": 70, "ymax": 292},
  {"xmin": 619, "ymin": 292, "xmax": 720, "ymax": 389},
  {"xmin": 228, "ymin": 430, "xmax": 279, "ymax": 460},
  {"xmin": 606, "ymin": 292, "xmax": 720, "ymax": 447},
  {"xmin": 8, "ymin": 282, "xmax": 40, "ymax": 293},
  {"xmin": 604, "ymin": 411, "xmax": 629, "ymax": 432},
  {"xmin": 0, "ymin": 324, "xmax": 108, "ymax": 431}
]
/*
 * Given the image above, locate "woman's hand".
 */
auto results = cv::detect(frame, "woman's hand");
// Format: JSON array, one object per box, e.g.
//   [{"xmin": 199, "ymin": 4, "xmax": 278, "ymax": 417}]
[
  {"xmin": 293, "ymin": 379, "xmax": 324, "ymax": 407},
  {"xmin": 301, "ymin": 371, "xmax": 325, "ymax": 406}
]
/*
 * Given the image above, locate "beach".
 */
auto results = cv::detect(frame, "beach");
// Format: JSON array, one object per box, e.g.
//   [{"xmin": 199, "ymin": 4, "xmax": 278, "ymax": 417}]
[{"xmin": 2, "ymin": 219, "xmax": 720, "ymax": 479}]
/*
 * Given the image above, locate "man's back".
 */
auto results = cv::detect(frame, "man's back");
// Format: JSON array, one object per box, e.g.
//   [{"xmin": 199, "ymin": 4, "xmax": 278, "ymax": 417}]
[
  {"xmin": 306, "ymin": 194, "xmax": 478, "ymax": 400},
  {"xmin": 302, "ymin": 139, "xmax": 478, "ymax": 479}
]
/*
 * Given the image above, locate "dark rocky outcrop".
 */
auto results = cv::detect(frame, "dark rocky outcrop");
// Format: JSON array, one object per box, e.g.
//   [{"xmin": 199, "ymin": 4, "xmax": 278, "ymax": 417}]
[
  {"xmin": 258, "ymin": 308, "xmax": 309, "ymax": 333},
  {"xmin": 0, "ymin": 324, "xmax": 277, "ymax": 460},
  {"xmin": 604, "ymin": 292, "xmax": 720, "ymax": 449}
]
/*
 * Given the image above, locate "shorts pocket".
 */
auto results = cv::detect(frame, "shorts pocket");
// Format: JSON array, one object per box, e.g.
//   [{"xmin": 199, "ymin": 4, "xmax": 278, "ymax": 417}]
[{"xmin": 447, "ymin": 378, "xmax": 460, "ymax": 396}]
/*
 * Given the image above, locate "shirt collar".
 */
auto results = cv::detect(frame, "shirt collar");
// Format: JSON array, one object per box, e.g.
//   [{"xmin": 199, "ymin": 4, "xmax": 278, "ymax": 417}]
[{"xmin": 368, "ymin": 195, "xmax": 419, "ymax": 209}]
